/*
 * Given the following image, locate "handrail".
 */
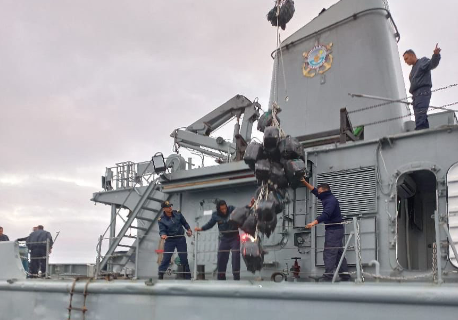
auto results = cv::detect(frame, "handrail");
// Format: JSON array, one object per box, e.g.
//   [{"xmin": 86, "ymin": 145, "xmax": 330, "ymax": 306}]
[
  {"xmin": 270, "ymin": 7, "xmax": 400, "ymax": 59},
  {"xmin": 97, "ymin": 164, "xmax": 159, "ymax": 250}
]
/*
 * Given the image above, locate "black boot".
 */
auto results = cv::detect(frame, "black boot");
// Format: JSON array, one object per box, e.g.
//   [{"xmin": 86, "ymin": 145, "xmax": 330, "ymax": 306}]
[{"xmin": 158, "ymin": 273, "xmax": 164, "ymax": 280}]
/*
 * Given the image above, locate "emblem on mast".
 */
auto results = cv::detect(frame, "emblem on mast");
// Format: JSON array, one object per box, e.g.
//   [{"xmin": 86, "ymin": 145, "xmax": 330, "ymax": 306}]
[{"xmin": 302, "ymin": 42, "xmax": 333, "ymax": 78}]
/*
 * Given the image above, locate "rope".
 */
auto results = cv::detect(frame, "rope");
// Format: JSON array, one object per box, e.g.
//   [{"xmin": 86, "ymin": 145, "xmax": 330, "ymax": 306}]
[
  {"xmin": 355, "ymin": 113, "xmax": 412, "ymax": 128},
  {"xmin": 272, "ymin": 0, "xmax": 289, "ymax": 107},
  {"xmin": 363, "ymin": 272, "xmax": 433, "ymax": 281},
  {"xmin": 354, "ymin": 99, "xmax": 458, "ymax": 127},
  {"xmin": 278, "ymin": 34, "xmax": 288, "ymax": 102},
  {"xmin": 348, "ymin": 83, "xmax": 458, "ymax": 114}
]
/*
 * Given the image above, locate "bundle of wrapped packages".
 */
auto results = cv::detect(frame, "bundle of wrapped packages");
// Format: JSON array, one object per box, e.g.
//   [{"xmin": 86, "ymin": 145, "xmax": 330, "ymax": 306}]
[{"xmin": 234, "ymin": 108, "xmax": 306, "ymax": 272}]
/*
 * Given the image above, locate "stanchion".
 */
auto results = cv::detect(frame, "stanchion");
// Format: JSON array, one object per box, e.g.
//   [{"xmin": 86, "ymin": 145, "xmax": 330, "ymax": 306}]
[
  {"xmin": 332, "ymin": 231, "xmax": 354, "ymax": 283},
  {"xmin": 134, "ymin": 236, "xmax": 140, "ymax": 279},
  {"xmin": 353, "ymin": 217, "xmax": 362, "ymax": 283},
  {"xmin": 46, "ymin": 238, "xmax": 50, "ymax": 278},
  {"xmin": 95, "ymin": 235, "xmax": 102, "ymax": 278},
  {"xmin": 193, "ymin": 232, "xmax": 199, "ymax": 281}
]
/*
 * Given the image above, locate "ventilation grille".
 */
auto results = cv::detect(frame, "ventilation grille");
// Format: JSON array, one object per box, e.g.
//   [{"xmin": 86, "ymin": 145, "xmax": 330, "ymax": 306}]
[{"xmin": 316, "ymin": 166, "xmax": 377, "ymax": 216}]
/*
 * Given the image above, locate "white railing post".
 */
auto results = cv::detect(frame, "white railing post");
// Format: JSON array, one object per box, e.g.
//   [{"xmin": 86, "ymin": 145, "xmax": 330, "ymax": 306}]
[
  {"xmin": 45, "ymin": 239, "xmax": 50, "ymax": 278},
  {"xmin": 193, "ymin": 232, "xmax": 199, "ymax": 280}
]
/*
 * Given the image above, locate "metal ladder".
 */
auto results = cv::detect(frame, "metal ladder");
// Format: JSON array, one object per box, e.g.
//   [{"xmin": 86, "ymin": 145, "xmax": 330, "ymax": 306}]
[
  {"xmin": 67, "ymin": 277, "xmax": 93, "ymax": 320},
  {"xmin": 98, "ymin": 179, "xmax": 169, "ymax": 273}
]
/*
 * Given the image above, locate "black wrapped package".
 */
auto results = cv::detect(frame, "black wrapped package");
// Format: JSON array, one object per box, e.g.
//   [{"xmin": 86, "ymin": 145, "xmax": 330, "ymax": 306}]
[
  {"xmin": 241, "ymin": 239, "xmax": 264, "ymax": 273},
  {"xmin": 230, "ymin": 207, "xmax": 250, "ymax": 226},
  {"xmin": 258, "ymin": 213, "xmax": 277, "ymax": 238},
  {"xmin": 244, "ymin": 142, "xmax": 264, "ymax": 170},
  {"xmin": 269, "ymin": 162, "xmax": 288, "ymax": 188},
  {"xmin": 285, "ymin": 159, "xmax": 306, "ymax": 188},
  {"xmin": 256, "ymin": 200, "xmax": 275, "ymax": 222},
  {"xmin": 267, "ymin": 190, "xmax": 284, "ymax": 214},
  {"xmin": 265, "ymin": 146, "xmax": 281, "ymax": 162},
  {"xmin": 255, "ymin": 159, "xmax": 271, "ymax": 182},
  {"xmin": 266, "ymin": 0, "xmax": 295, "ymax": 30},
  {"xmin": 241, "ymin": 214, "xmax": 257, "ymax": 237},
  {"xmin": 257, "ymin": 111, "xmax": 280, "ymax": 133},
  {"xmin": 263, "ymin": 126, "xmax": 280, "ymax": 152},
  {"xmin": 278, "ymin": 135, "xmax": 304, "ymax": 160},
  {"xmin": 279, "ymin": 0, "xmax": 295, "ymax": 29}
]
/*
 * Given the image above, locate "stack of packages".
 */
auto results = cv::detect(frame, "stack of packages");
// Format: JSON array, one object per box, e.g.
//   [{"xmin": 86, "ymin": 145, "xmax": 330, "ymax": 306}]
[
  {"xmin": 230, "ymin": 109, "xmax": 306, "ymax": 273},
  {"xmin": 266, "ymin": 0, "xmax": 295, "ymax": 31}
]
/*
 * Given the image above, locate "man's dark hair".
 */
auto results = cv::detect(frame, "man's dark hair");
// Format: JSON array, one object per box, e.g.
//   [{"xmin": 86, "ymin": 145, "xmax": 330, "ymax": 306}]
[
  {"xmin": 216, "ymin": 199, "xmax": 227, "ymax": 212},
  {"xmin": 403, "ymin": 49, "xmax": 416, "ymax": 56},
  {"xmin": 317, "ymin": 183, "xmax": 331, "ymax": 191},
  {"xmin": 37, "ymin": 225, "xmax": 44, "ymax": 230},
  {"xmin": 0, "ymin": 227, "xmax": 3, "ymax": 230}
]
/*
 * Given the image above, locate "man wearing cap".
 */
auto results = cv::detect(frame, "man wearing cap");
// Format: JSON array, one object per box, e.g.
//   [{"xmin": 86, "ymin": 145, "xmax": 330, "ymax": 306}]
[
  {"xmin": 301, "ymin": 178, "xmax": 351, "ymax": 282},
  {"xmin": 157, "ymin": 201, "xmax": 193, "ymax": 280}
]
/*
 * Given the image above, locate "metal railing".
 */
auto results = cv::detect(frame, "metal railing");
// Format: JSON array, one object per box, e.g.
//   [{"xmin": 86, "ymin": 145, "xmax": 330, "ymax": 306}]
[
  {"xmin": 93, "ymin": 214, "xmax": 458, "ymax": 283},
  {"xmin": 18, "ymin": 239, "xmax": 52, "ymax": 278},
  {"xmin": 104, "ymin": 161, "xmax": 158, "ymax": 191},
  {"xmin": 93, "ymin": 218, "xmax": 365, "ymax": 281}
]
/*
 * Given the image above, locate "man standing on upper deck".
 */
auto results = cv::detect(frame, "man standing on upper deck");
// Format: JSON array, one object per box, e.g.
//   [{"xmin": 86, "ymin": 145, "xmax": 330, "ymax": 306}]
[
  {"xmin": 301, "ymin": 178, "xmax": 351, "ymax": 282},
  {"xmin": 403, "ymin": 44, "xmax": 442, "ymax": 130},
  {"xmin": 27, "ymin": 225, "xmax": 53, "ymax": 277}
]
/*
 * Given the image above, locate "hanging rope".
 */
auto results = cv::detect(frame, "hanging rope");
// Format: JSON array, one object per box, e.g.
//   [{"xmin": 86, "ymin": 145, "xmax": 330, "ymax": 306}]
[{"xmin": 272, "ymin": 0, "xmax": 289, "ymax": 108}]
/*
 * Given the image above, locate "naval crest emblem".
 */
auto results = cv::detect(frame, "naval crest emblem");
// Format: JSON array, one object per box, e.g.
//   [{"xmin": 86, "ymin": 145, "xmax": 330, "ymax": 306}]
[{"xmin": 302, "ymin": 42, "xmax": 333, "ymax": 78}]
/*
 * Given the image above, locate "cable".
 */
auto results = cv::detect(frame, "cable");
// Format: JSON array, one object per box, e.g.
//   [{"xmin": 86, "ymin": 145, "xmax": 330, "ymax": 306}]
[{"xmin": 349, "ymin": 83, "xmax": 458, "ymax": 115}]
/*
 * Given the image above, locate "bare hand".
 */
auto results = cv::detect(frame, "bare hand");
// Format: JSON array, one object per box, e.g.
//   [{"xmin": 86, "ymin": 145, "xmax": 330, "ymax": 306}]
[
  {"xmin": 434, "ymin": 43, "xmax": 441, "ymax": 55},
  {"xmin": 194, "ymin": 227, "xmax": 202, "ymax": 232},
  {"xmin": 186, "ymin": 229, "xmax": 192, "ymax": 237},
  {"xmin": 249, "ymin": 197, "xmax": 255, "ymax": 208},
  {"xmin": 306, "ymin": 220, "xmax": 318, "ymax": 229},
  {"xmin": 161, "ymin": 235, "xmax": 168, "ymax": 240}
]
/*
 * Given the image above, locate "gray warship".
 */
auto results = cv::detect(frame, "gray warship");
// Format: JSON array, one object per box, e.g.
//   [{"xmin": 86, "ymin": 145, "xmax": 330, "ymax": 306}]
[{"xmin": 2, "ymin": 0, "xmax": 458, "ymax": 319}]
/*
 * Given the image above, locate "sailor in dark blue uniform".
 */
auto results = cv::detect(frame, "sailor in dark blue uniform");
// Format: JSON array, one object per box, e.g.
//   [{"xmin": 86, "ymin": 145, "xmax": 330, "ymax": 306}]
[
  {"xmin": 403, "ymin": 44, "xmax": 441, "ymax": 130},
  {"xmin": 0, "ymin": 227, "xmax": 9, "ymax": 241},
  {"xmin": 301, "ymin": 178, "xmax": 351, "ymax": 282},
  {"xmin": 195, "ymin": 199, "xmax": 253, "ymax": 280},
  {"xmin": 157, "ymin": 201, "xmax": 192, "ymax": 279}
]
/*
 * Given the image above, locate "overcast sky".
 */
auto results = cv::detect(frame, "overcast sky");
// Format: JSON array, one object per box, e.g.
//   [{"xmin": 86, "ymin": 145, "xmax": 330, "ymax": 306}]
[{"xmin": 0, "ymin": 0, "xmax": 457, "ymax": 263}]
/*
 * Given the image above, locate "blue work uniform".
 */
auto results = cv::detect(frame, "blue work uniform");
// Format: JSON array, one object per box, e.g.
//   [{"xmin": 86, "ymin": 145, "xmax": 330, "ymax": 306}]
[
  {"xmin": 27, "ymin": 229, "xmax": 53, "ymax": 276},
  {"xmin": 409, "ymin": 54, "xmax": 441, "ymax": 130},
  {"xmin": 201, "ymin": 205, "xmax": 240, "ymax": 280},
  {"xmin": 312, "ymin": 188, "xmax": 350, "ymax": 281},
  {"xmin": 158, "ymin": 210, "xmax": 191, "ymax": 279}
]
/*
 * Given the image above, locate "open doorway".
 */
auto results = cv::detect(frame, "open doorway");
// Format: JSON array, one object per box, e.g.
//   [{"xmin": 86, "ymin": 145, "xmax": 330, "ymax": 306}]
[{"xmin": 396, "ymin": 170, "xmax": 437, "ymax": 271}]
